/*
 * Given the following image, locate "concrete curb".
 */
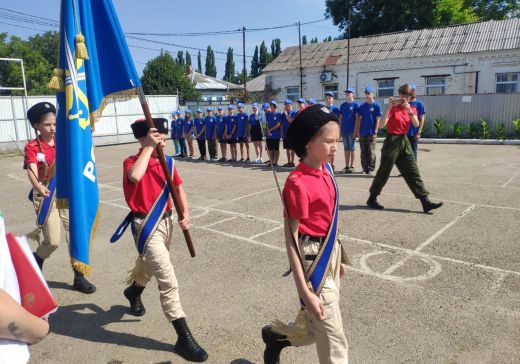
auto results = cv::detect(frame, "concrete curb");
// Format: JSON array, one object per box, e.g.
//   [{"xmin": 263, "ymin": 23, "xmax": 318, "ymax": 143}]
[{"xmin": 376, "ymin": 138, "xmax": 520, "ymax": 145}]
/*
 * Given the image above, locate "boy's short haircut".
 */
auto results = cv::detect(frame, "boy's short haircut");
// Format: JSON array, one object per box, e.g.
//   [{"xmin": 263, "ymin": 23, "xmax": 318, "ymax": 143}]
[
  {"xmin": 131, "ymin": 118, "xmax": 169, "ymax": 139},
  {"xmin": 287, "ymin": 104, "xmax": 339, "ymax": 159}
]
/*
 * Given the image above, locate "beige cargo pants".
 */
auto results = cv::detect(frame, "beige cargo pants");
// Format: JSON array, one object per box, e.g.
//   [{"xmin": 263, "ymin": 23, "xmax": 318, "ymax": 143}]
[
  {"xmin": 289, "ymin": 238, "xmax": 349, "ymax": 364},
  {"xmin": 132, "ymin": 216, "xmax": 186, "ymax": 322}
]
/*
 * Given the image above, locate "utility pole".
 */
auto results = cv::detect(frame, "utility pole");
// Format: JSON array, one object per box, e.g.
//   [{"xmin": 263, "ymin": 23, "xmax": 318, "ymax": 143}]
[
  {"xmin": 298, "ymin": 21, "xmax": 303, "ymax": 99},
  {"xmin": 242, "ymin": 26, "xmax": 247, "ymax": 101},
  {"xmin": 346, "ymin": 8, "xmax": 351, "ymax": 89}
]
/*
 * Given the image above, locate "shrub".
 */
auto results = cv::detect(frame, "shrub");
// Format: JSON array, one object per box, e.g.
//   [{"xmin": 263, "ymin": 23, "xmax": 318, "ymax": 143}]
[
  {"xmin": 469, "ymin": 123, "xmax": 480, "ymax": 139},
  {"xmin": 433, "ymin": 117, "xmax": 446, "ymax": 138},
  {"xmin": 453, "ymin": 122, "xmax": 465, "ymax": 138},
  {"xmin": 421, "ymin": 124, "xmax": 430, "ymax": 138},
  {"xmin": 513, "ymin": 118, "xmax": 520, "ymax": 138},
  {"xmin": 495, "ymin": 124, "xmax": 505, "ymax": 140},
  {"xmin": 479, "ymin": 118, "xmax": 490, "ymax": 139}
]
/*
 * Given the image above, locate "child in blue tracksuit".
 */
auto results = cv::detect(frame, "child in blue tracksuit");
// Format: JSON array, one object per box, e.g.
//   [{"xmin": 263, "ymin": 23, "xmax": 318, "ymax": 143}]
[
  {"xmin": 171, "ymin": 111, "xmax": 180, "ymax": 156},
  {"xmin": 407, "ymin": 84, "xmax": 426, "ymax": 160},
  {"xmin": 215, "ymin": 106, "xmax": 227, "ymax": 161},
  {"xmin": 194, "ymin": 109, "xmax": 206, "ymax": 160},
  {"xmin": 339, "ymin": 87, "xmax": 360, "ymax": 173},
  {"xmin": 356, "ymin": 86, "xmax": 382, "ymax": 174},
  {"xmin": 236, "ymin": 102, "xmax": 250, "ymax": 163},
  {"xmin": 204, "ymin": 107, "xmax": 218, "ymax": 160}
]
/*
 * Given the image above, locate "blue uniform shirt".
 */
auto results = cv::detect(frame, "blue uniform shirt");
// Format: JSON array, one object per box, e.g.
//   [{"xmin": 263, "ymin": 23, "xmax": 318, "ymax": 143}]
[
  {"xmin": 339, "ymin": 101, "xmax": 360, "ymax": 135},
  {"xmin": 204, "ymin": 116, "xmax": 216, "ymax": 140},
  {"xmin": 326, "ymin": 104, "xmax": 340, "ymax": 116},
  {"xmin": 357, "ymin": 102, "xmax": 382, "ymax": 136},
  {"xmin": 266, "ymin": 112, "xmax": 282, "ymax": 139},
  {"xmin": 236, "ymin": 112, "xmax": 249, "ymax": 138},
  {"xmin": 408, "ymin": 99, "xmax": 426, "ymax": 137},
  {"xmin": 281, "ymin": 110, "xmax": 297, "ymax": 139},
  {"xmin": 249, "ymin": 112, "xmax": 262, "ymax": 127},
  {"xmin": 194, "ymin": 117, "xmax": 205, "ymax": 141},
  {"xmin": 216, "ymin": 115, "xmax": 226, "ymax": 138},
  {"xmin": 182, "ymin": 118, "xmax": 193, "ymax": 136},
  {"xmin": 175, "ymin": 118, "xmax": 184, "ymax": 138},
  {"xmin": 170, "ymin": 119, "xmax": 177, "ymax": 139},
  {"xmin": 225, "ymin": 115, "xmax": 238, "ymax": 140}
]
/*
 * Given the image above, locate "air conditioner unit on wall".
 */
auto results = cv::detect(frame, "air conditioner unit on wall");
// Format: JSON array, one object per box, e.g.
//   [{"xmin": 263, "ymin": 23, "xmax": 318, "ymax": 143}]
[{"xmin": 320, "ymin": 71, "xmax": 333, "ymax": 83}]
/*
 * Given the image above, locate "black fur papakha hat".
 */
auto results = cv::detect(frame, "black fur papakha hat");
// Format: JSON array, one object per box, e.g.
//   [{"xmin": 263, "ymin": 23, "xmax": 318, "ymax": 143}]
[
  {"xmin": 287, "ymin": 104, "xmax": 339, "ymax": 158},
  {"xmin": 27, "ymin": 102, "xmax": 56, "ymax": 126},
  {"xmin": 131, "ymin": 118, "xmax": 169, "ymax": 139}
]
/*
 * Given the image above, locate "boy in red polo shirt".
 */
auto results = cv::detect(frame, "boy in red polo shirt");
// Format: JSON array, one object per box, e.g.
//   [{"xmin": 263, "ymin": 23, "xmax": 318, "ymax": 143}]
[
  {"xmin": 122, "ymin": 118, "xmax": 208, "ymax": 362},
  {"xmin": 262, "ymin": 105, "xmax": 349, "ymax": 364},
  {"xmin": 24, "ymin": 102, "xmax": 95, "ymax": 294}
]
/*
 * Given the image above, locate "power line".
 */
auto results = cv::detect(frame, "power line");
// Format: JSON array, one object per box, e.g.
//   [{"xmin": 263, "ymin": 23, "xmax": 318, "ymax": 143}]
[
  {"xmin": 0, "ymin": 7, "xmax": 59, "ymax": 24},
  {"xmin": 0, "ymin": 20, "xmax": 53, "ymax": 33}
]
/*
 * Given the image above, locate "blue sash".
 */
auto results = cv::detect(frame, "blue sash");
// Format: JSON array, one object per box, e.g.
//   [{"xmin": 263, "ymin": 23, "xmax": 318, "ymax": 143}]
[
  {"xmin": 28, "ymin": 176, "xmax": 57, "ymax": 227},
  {"xmin": 305, "ymin": 163, "xmax": 339, "ymax": 296},
  {"xmin": 110, "ymin": 156, "xmax": 174, "ymax": 256}
]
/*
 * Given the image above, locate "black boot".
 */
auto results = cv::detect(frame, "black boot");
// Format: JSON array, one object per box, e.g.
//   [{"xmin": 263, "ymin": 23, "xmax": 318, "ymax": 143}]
[
  {"xmin": 123, "ymin": 282, "xmax": 146, "ymax": 316},
  {"xmin": 367, "ymin": 195, "xmax": 384, "ymax": 210},
  {"xmin": 420, "ymin": 196, "xmax": 443, "ymax": 213},
  {"xmin": 72, "ymin": 269, "xmax": 96, "ymax": 294},
  {"xmin": 262, "ymin": 325, "xmax": 291, "ymax": 364},
  {"xmin": 172, "ymin": 318, "xmax": 208, "ymax": 362},
  {"xmin": 33, "ymin": 252, "xmax": 44, "ymax": 270}
]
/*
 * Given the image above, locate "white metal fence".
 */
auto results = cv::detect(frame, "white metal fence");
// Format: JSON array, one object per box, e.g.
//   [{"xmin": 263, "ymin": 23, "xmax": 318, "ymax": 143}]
[
  {"xmin": 0, "ymin": 95, "xmax": 178, "ymax": 151},
  {"xmin": 2, "ymin": 93, "xmax": 520, "ymax": 152}
]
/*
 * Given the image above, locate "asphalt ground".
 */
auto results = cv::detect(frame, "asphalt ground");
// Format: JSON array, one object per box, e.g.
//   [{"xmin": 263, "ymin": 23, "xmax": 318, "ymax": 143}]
[{"xmin": 1, "ymin": 141, "xmax": 519, "ymax": 364}]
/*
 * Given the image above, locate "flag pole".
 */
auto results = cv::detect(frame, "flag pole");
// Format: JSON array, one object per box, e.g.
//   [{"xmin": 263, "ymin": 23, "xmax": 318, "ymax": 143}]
[{"xmin": 137, "ymin": 86, "xmax": 196, "ymax": 258}]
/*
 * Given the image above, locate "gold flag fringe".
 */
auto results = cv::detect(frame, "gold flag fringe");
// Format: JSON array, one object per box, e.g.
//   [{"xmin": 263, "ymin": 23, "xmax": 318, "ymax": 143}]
[
  {"xmin": 72, "ymin": 259, "xmax": 91, "ymax": 275},
  {"xmin": 89, "ymin": 89, "xmax": 138, "ymax": 131},
  {"xmin": 47, "ymin": 68, "xmax": 65, "ymax": 91},
  {"xmin": 127, "ymin": 256, "xmax": 151, "ymax": 286},
  {"xmin": 271, "ymin": 309, "xmax": 308, "ymax": 342},
  {"xmin": 75, "ymin": 33, "xmax": 89, "ymax": 60}
]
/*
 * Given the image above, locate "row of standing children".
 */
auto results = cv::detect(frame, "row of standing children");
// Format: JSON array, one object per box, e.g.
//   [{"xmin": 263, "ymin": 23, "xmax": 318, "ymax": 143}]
[{"xmin": 169, "ymin": 98, "xmax": 328, "ymax": 168}]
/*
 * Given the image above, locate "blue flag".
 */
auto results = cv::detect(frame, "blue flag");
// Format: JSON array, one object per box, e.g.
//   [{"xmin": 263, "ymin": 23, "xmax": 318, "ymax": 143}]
[{"xmin": 55, "ymin": 0, "xmax": 141, "ymax": 273}]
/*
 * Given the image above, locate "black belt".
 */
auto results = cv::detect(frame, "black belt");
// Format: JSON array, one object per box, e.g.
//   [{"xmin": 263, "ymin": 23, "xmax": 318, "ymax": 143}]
[
  {"xmin": 298, "ymin": 234, "xmax": 324, "ymax": 243},
  {"xmin": 134, "ymin": 210, "xmax": 173, "ymax": 220}
]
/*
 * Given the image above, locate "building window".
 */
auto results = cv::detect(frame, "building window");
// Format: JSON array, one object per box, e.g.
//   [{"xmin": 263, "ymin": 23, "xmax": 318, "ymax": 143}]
[
  {"xmin": 496, "ymin": 72, "xmax": 519, "ymax": 93},
  {"xmin": 425, "ymin": 77, "xmax": 446, "ymax": 95},
  {"xmin": 323, "ymin": 84, "xmax": 338, "ymax": 99},
  {"xmin": 286, "ymin": 86, "xmax": 300, "ymax": 101},
  {"xmin": 377, "ymin": 79, "xmax": 394, "ymax": 97}
]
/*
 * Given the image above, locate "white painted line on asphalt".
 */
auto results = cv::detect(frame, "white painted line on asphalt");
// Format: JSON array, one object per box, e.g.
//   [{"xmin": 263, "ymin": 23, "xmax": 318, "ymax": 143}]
[
  {"xmin": 194, "ymin": 225, "xmax": 285, "ymax": 252},
  {"xmin": 383, "ymin": 204, "xmax": 476, "ymax": 276},
  {"xmin": 200, "ymin": 206, "xmax": 282, "ymax": 225},
  {"xmin": 415, "ymin": 204, "xmax": 476, "ymax": 252},
  {"xmin": 207, "ymin": 187, "xmax": 279, "ymax": 208},
  {"xmin": 248, "ymin": 225, "xmax": 283, "ymax": 240},
  {"xmin": 204, "ymin": 216, "xmax": 237, "ymax": 227},
  {"xmin": 501, "ymin": 171, "xmax": 520, "ymax": 188},
  {"xmin": 341, "ymin": 186, "xmax": 520, "ymax": 212},
  {"xmin": 343, "ymin": 235, "xmax": 520, "ymax": 277}
]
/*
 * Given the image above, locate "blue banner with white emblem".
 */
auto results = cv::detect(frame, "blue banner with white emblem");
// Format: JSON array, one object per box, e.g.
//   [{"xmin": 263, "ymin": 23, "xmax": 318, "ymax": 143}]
[{"xmin": 55, "ymin": 0, "xmax": 141, "ymax": 273}]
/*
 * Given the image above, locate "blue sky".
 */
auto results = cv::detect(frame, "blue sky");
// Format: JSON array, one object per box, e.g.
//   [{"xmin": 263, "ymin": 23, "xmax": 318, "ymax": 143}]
[{"xmin": 0, "ymin": 0, "xmax": 341, "ymax": 79}]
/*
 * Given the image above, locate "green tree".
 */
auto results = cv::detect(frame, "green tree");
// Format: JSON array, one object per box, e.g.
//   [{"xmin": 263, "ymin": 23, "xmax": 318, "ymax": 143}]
[
  {"xmin": 205, "ymin": 45, "xmax": 217, "ymax": 77},
  {"xmin": 302, "ymin": 35, "xmax": 308, "ymax": 45},
  {"xmin": 466, "ymin": 0, "xmax": 520, "ymax": 20},
  {"xmin": 141, "ymin": 51, "xmax": 200, "ymax": 100},
  {"xmin": 250, "ymin": 45, "xmax": 260, "ymax": 78},
  {"xmin": 197, "ymin": 50, "xmax": 202, "ymax": 73},
  {"xmin": 434, "ymin": 0, "xmax": 478, "ymax": 26},
  {"xmin": 323, "ymin": 36, "xmax": 333, "ymax": 42},
  {"xmin": 270, "ymin": 39, "xmax": 282, "ymax": 58},
  {"xmin": 310, "ymin": 37, "xmax": 319, "ymax": 43},
  {"xmin": 259, "ymin": 41, "xmax": 270, "ymax": 71},
  {"xmin": 176, "ymin": 50, "xmax": 185, "ymax": 65},
  {"xmin": 223, "ymin": 47, "xmax": 235, "ymax": 82},
  {"xmin": 185, "ymin": 51, "xmax": 192, "ymax": 66},
  {"xmin": 0, "ymin": 33, "xmax": 55, "ymax": 95}
]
